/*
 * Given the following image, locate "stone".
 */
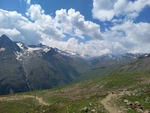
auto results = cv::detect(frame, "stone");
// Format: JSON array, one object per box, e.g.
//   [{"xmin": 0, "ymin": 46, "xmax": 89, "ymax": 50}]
[
  {"xmin": 144, "ymin": 110, "xmax": 150, "ymax": 113},
  {"xmin": 134, "ymin": 101, "xmax": 140, "ymax": 106},
  {"xmin": 91, "ymin": 109, "xmax": 96, "ymax": 112},
  {"xmin": 81, "ymin": 107, "xmax": 89, "ymax": 112},
  {"xmin": 89, "ymin": 103, "xmax": 92, "ymax": 107},
  {"xmin": 124, "ymin": 99, "xmax": 129, "ymax": 103},
  {"xmin": 137, "ymin": 108, "xmax": 143, "ymax": 113},
  {"xmin": 126, "ymin": 102, "xmax": 132, "ymax": 106}
]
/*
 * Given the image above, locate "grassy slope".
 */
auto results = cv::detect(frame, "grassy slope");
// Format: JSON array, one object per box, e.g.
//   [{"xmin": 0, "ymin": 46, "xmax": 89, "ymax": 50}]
[
  {"xmin": 0, "ymin": 56, "xmax": 150, "ymax": 113},
  {"xmin": 116, "ymin": 57, "xmax": 150, "ymax": 73},
  {"xmin": 0, "ymin": 70, "xmax": 149, "ymax": 113},
  {"xmin": 75, "ymin": 64, "xmax": 119, "ymax": 82}
]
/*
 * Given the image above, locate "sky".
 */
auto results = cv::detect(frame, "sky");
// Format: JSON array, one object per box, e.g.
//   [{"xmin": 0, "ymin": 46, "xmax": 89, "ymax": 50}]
[{"xmin": 0, "ymin": 0, "xmax": 150, "ymax": 56}]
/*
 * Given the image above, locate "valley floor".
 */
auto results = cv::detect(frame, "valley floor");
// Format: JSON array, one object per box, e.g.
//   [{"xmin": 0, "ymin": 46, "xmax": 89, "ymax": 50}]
[{"xmin": 0, "ymin": 71, "xmax": 150, "ymax": 113}]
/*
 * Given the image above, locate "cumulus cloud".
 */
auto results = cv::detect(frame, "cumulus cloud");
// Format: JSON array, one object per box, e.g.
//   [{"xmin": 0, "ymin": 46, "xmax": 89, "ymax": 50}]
[
  {"xmin": 0, "ymin": 3, "xmax": 150, "ymax": 56},
  {"xmin": 26, "ymin": 5, "xmax": 65, "ymax": 40},
  {"xmin": 55, "ymin": 8, "xmax": 102, "ymax": 39},
  {"xmin": 0, "ymin": 28, "xmax": 21, "ymax": 38},
  {"xmin": 0, "ymin": 4, "xmax": 103, "ymax": 55},
  {"xmin": 25, "ymin": 5, "xmax": 103, "ymax": 40},
  {"xmin": 92, "ymin": 0, "xmax": 150, "ymax": 21},
  {"xmin": 42, "ymin": 37, "xmax": 127, "ymax": 56},
  {"xmin": 105, "ymin": 21, "xmax": 150, "ymax": 54},
  {"xmin": 112, "ymin": 21, "xmax": 150, "ymax": 43},
  {"xmin": 26, "ymin": 4, "xmax": 45, "ymax": 21},
  {"xmin": 0, "ymin": 9, "xmax": 42, "ymax": 44},
  {"xmin": 91, "ymin": 0, "xmax": 150, "ymax": 55},
  {"xmin": 27, "ymin": 0, "xmax": 31, "ymax": 5},
  {"xmin": 40, "ymin": 20, "xmax": 150, "ymax": 56}
]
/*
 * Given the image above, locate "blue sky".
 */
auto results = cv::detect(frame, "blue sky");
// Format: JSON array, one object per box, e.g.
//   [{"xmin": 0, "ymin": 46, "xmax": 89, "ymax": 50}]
[{"xmin": 0, "ymin": 0, "xmax": 150, "ymax": 56}]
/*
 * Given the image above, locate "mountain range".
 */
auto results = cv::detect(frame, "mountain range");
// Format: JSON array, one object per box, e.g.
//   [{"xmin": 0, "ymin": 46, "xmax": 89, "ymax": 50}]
[{"xmin": 0, "ymin": 34, "xmax": 149, "ymax": 95}]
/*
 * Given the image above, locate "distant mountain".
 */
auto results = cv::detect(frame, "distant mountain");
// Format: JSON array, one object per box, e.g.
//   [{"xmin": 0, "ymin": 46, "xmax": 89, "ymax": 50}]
[
  {"xmin": 0, "ymin": 35, "xmax": 89, "ymax": 95},
  {"xmin": 0, "ymin": 35, "xmax": 29, "ymax": 95},
  {"xmin": 115, "ymin": 54, "xmax": 150, "ymax": 73},
  {"xmin": 0, "ymin": 34, "xmax": 21, "ymax": 52},
  {"xmin": 0, "ymin": 34, "xmax": 148, "ymax": 95}
]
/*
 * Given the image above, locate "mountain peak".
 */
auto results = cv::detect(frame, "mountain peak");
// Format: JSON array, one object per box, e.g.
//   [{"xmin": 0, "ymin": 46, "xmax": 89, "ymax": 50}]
[
  {"xmin": 0, "ymin": 34, "xmax": 21, "ymax": 52},
  {"xmin": 1, "ymin": 34, "xmax": 8, "ymax": 37},
  {"xmin": 0, "ymin": 34, "xmax": 12, "ymax": 42}
]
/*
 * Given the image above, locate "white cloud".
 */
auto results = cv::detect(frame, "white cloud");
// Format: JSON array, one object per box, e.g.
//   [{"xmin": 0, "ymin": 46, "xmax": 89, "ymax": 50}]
[
  {"xmin": 0, "ymin": 28, "xmax": 20, "ymax": 37},
  {"xmin": 112, "ymin": 21, "xmax": 150, "ymax": 43},
  {"xmin": 0, "ymin": 5, "xmax": 103, "ymax": 56},
  {"xmin": 55, "ymin": 8, "xmax": 102, "ymax": 39},
  {"xmin": 0, "ymin": 9, "xmax": 28, "ymax": 29},
  {"xmin": 26, "ymin": 5, "xmax": 102, "ymax": 40},
  {"xmin": 26, "ymin": 4, "xmax": 45, "ymax": 21},
  {"xmin": 26, "ymin": 5, "xmax": 66, "ymax": 40},
  {"xmin": 92, "ymin": 0, "xmax": 115, "ymax": 21},
  {"xmin": 0, "ymin": 9, "xmax": 42, "ymax": 44},
  {"xmin": 42, "ymin": 36, "xmax": 127, "ymax": 56},
  {"xmin": 106, "ymin": 21, "xmax": 150, "ymax": 54},
  {"xmin": 91, "ymin": 0, "xmax": 150, "ymax": 55},
  {"xmin": 27, "ymin": 0, "xmax": 31, "ymax": 5},
  {"xmin": 19, "ymin": 0, "xmax": 31, "ymax": 5},
  {"xmin": 0, "ymin": 3, "xmax": 150, "ymax": 56},
  {"xmin": 92, "ymin": 0, "xmax": 150, "ymax": 21}
]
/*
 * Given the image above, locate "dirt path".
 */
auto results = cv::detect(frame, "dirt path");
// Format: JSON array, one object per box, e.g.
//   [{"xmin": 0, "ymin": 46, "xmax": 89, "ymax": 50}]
[
  {"xmin": 100, "ymin": 78, "xmax": 150, "ymax": 113},
  {"xmin": 100, "ymin": 93, "xmax": 124, "ymax": 113},
  {"xmin": 100, "ymin": 90, "xmax": 130, "ymax": 113},
  {"xmin": 0, "ymin": 95, "xmax": 49, "ymax": 106},
  {"xmin": 35, "ymin": 96, "xmax": 49, "ymax": 106}
]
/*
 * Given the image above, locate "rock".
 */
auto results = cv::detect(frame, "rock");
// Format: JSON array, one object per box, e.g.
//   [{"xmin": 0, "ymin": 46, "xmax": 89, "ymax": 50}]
[
  {"xmin": 132, "ymin": 92, "xmax": 136, "ymax": 96},
  {"xmin": 81, "ymin": 107, "xmax": 89, "ymax": 112},
  {"xmin": 131, "ymin": 101, "xmax": 143, "ymax": 111},
  {"xmin": 125, "ymin": 92, "xmax": 131, "ymax": 96},
  {"xmin": 126, "ymin": 102, "xmax": 132, "ymax": 106},
  {"xmin": 134, "ymin": 101, "xmax": 140, "ymax": 106},
  {"xmin": 124, "ymin": 99, "xmax": 129, "ymax": 103},
  {"xmin": 132, "ymin": 104, "xmax": 142, "ymax": 109},
  {"xmin": 144, "ymin": 90, "xmax": 150, "ymax": 93},
  {"xmin": 89, "ymin": 103, "xmax": 92, "ymax": 107},
  {"xmin": 137, "ymin": 108, "xmax": 143, "ymax": 113},
  {"xmin": 144, "ymin": 110, "xmax": 150, "ymax": 113},
  {"xmin": 91, "ymin": 109, "xmax": 96, "ymax": 112}
]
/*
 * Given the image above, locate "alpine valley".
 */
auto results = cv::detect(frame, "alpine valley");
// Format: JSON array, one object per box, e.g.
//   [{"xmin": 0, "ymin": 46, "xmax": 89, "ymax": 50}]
[
  {"xmin": 0, "ymin": 34, "xmax": 150, "ymax": 113},
  {"xmin": 0, "ymin": 34, "xmax": 149, "ymax": 95}
]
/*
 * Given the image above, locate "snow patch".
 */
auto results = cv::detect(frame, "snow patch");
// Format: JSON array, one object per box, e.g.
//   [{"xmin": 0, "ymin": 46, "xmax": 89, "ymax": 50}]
[
  {"xmin": 16, "ymin": 42, "xmax": 24, "ymax": 50},
  {"xmin": 43, "ymin": 47, "xmax": 51, "ymax": 53},
  {"xmin": 145, "ymin": 54, "xmax": 148, "ymax": 57},
  {"xmin": 0, "ymin": 48, "xmax": 5, "ymax": 52},
  {"xmin": 15, "ymin": 52, "xmax": 23, "ymax": 60},
  {"xmin": 15, "ymin": 45, "xmax": 51, "ymax": 61},
  {"xmin": 27, "ymin": 47, "xmax": 41, "ymax": 52}
]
